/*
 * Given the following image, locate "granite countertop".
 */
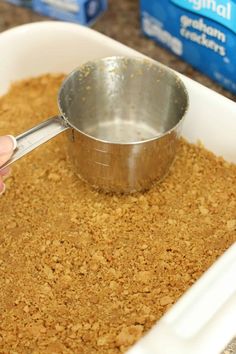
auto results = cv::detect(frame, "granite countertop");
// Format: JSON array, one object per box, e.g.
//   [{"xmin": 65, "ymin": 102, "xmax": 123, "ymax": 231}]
[{"xmin": 0, "ymin": 1, "xmax": 235, "ymax": 353}]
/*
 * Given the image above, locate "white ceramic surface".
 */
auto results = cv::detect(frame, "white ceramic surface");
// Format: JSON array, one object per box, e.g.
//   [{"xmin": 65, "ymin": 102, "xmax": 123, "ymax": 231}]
[{"xmin": 0, "ymin": 22, "xmax": 235, "ymax": 354}]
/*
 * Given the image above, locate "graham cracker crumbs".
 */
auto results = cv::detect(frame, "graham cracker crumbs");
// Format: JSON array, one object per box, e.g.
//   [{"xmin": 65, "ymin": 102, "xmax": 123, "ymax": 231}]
[{"xmin": 0, "ymin": 75, "xmax": 236, "ymax": 354}]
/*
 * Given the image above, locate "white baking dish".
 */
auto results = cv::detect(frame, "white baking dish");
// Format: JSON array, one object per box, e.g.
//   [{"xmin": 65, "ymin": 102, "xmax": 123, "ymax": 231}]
[{"xmin": 0, "ymin": 22, "xmax": 235, "ymax": 354}]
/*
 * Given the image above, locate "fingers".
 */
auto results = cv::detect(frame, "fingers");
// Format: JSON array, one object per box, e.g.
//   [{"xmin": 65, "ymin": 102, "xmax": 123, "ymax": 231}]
[
  {"xmin": 0, "ymin": 135, "xmax": 17, "ymax": 166},
  {"xmin": 0, "ymin": 167, "xmax": 11, "ymax": 196},
  {"xmin": 0, "ymin": 177, "xmax": 5, "ymax": 196},
  {"xmin": 0, "ymin": 166, "xmax": 11, "ymax": 178},
  {"xmin": 0, "ymin": 135, "xmax": 16, "ymax": 196}
]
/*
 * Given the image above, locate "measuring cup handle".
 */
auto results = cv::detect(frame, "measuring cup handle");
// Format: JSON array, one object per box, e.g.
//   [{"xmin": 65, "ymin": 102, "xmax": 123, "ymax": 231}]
[{"xmin": 0, "ymin": 116, "xmax": 69, "ymax": 171}]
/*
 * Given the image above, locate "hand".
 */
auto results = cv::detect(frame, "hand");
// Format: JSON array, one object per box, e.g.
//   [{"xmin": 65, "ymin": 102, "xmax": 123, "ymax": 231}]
[{"xmin": 0, "ymin": 136, "xmax": 17, "ymax": 195}]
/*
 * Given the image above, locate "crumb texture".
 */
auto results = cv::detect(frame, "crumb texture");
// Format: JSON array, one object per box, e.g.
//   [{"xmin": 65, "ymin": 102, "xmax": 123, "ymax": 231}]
[{"xmin": 0, "ymin": 75, "xmax": 235, "ymax": 354}]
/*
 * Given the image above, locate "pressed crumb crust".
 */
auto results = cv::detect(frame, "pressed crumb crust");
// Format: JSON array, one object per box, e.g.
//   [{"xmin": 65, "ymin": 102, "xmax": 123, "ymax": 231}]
[{"xmin": 0, "ymin": 75, "xmax": 235, "ymax": 354}]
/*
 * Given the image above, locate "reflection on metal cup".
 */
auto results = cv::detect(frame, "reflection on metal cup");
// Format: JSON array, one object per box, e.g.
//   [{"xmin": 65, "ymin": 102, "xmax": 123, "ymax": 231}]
[{"xmin": 60, "ymin": 56, "xmax": 189, "ymax": 192}]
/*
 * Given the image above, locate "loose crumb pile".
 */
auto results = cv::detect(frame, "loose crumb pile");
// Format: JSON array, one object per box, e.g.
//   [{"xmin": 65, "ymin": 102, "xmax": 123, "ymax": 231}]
[{"xmin": 0, "ymin": 75, "xmax": 235, "ymax": 354}]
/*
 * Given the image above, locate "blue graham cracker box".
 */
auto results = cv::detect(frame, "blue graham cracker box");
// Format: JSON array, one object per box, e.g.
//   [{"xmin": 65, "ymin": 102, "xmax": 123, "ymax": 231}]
[
  {"xmin": 4, "ymin": 0, "xmax": 107, "ymax": 25},
  {"xmin": 4, "ymin": 0, "xmax": 32, "ymax": 6},
  {"xmin": 32, "ymin": 0, "xmax": 107, "ymax": 26},
  {"xmin": 140, "ymin": 0, "xmax": 236, "ymax": 94}
]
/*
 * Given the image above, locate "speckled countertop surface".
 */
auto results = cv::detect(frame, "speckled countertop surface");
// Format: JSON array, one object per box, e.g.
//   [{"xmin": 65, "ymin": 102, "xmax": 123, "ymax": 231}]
[{"xmin": 0, "ymin": 1, "xmax": 235, "ymax": 353}]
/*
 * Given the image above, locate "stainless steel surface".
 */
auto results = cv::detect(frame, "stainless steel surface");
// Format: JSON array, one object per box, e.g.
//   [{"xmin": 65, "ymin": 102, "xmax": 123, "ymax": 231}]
[
  {"xmin": 60, "ymin": 57, "xmax": 189, "ymax": 192},
  {"xmin": 0, "ymin": 116, "xmax": 68, "ymax": 171},
  {"xmin": 2, "ymin": 56, "xmax": 189, "ymax": 193}
]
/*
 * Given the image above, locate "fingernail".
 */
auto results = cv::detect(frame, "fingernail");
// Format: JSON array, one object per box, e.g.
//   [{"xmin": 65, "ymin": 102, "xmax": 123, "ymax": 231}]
[
  {"xmin": 0, "ymin": 136, "xmax": 17, "ymax": 155},
  {"xmin": 7, "ymin": 135, "xmax": 17, "ymax": 150},
  {"xmin": 0, "ymin": 183, "xmax": 6, "ymax": 196}
]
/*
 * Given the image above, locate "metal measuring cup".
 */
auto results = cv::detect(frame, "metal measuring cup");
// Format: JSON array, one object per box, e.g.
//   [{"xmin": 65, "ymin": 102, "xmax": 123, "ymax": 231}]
[{"xmin": 0, "ymin": 56, "xmax": 189, "ymax": 193}]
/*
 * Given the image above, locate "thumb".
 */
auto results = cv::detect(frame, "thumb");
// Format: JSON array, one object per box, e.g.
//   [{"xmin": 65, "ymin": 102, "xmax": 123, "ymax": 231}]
[{"xmin": 0, "ymin": 136, "xmax": 17, "ymax": 166}]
